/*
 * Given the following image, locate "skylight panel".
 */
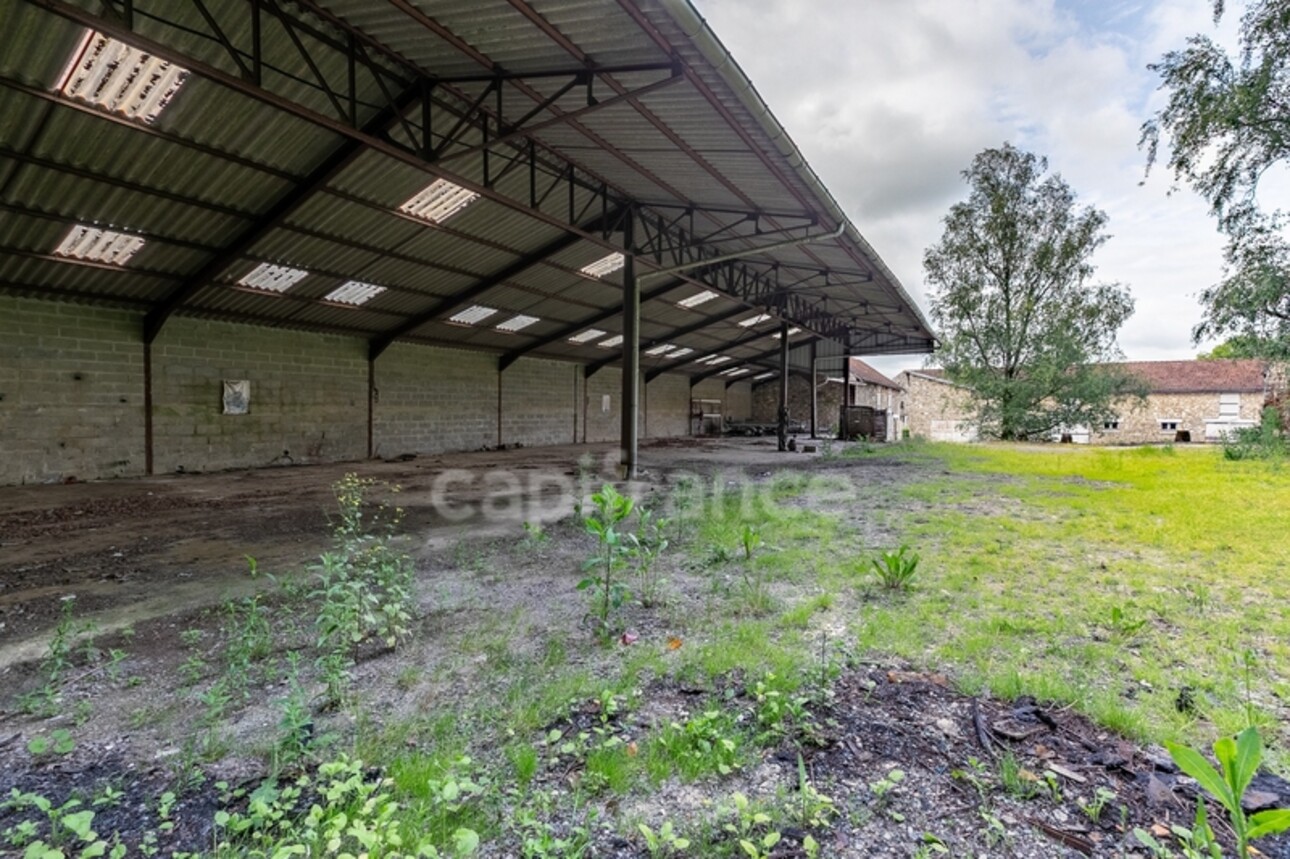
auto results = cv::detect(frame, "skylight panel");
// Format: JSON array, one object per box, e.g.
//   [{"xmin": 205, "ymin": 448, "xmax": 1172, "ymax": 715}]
[
  {"xmin": 665, "ymin": 347, "xmax": 693, "ymax": 359},
  {"xmin": 677, "ymin": 290, "xmax": 718, "ymax": 309},
  {"xmin": 738, "ymin": 313, "xmax": 773, "ymax": 327},
  {"xmin": 495, "ymin": 314, "xmax": 540, "ymax": 333},
  {"xmin": 644, "ymin": 343, "xmax": 676, "ymax": 356},
  {"xmin": 580, "ymin": 252, "xmax": 625, "ymax": 278},
  {"xmin": 447, "ymin": 305, "xmax": 498, "ymax": 325},
  {"xmin": 753, "ymin": 372, "xmax": 776, "ymax": 381},
  {"xmin": 771, "ymin": 327, "xmax": 802, "ymax": 339},
  {"xmin": 719, "ymin": 367, "xmax": 751, "ymax": 377},
  {"xmin": 699, "ymin": 355, "xmax": 732, "ymax": 366},
  {"xmin": 568, "ymin": 328, "xmax": 607, "ymax": 344},
  {"xmin": 325, "ymin": 281, "xmax": 385, "ymax": 306},
  {"xmin": 238, "ymin": 262, "xmax": 309, "ymax": 293},
  {"xmin": 57, "ymin": 30, "xmax": 189, "ymax": 124},
  {"xmin": 399, "ymin": 179, "xmax": 479, "ymax": 223},
  {"xmin": 53, "ymin": 224, "xmax": 145, "ymax": 265},
  {"xmin": 597, "ymin": 335, "xmax": 624, "ymax": 348}
]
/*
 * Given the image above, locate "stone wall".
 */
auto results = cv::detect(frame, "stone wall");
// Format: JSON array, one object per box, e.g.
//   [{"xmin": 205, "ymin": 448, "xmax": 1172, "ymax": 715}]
[
  {"xmin": 897, "ymin": 372, "xmax": 977, "ymax": 442},
  {"xmin": 751, "ymin": 373, "xmax": 844, "ymax": 432},
  {"xmin": 1092, "ymin": 390, "xmax": 1263, "ymax": 444}
]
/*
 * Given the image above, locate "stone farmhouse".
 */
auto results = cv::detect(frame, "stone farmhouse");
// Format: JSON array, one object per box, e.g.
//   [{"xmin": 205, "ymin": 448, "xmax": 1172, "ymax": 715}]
[
  {"xmin": 891, "ymin": 359, "xmax": 1273, "ymax": 444},
  {"xmin": 1086, "ymin": 359, "xmax": 1267, "ymax": 444}
]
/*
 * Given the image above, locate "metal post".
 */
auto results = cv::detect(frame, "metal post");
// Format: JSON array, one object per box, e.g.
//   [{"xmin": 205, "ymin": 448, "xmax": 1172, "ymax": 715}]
[
  {"xmin": 777, "ymin": 320, "xmax": 790, "ymax": 452},
  {"xmin": 809, "ymin": 341, "xmax": 818, "ymax": 439},
  {"xmin": 621, "ymin": 208, "xmax": 639, "ymax": 478}
]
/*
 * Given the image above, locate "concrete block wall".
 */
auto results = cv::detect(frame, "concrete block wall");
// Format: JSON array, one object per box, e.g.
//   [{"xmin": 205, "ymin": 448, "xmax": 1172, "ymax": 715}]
[
  {"xmin": 499, "ymin": 358, "xmax": 578, "ymax": 448},
  {"xmin": 373, "ymin": 343, "xmax": 499, "ymax": 456},
  {"xmin": 583, "ymin": 369, "xmax": 624, "ymax": 443},
  {"xmin": 0, "ymin": 296, "xmax": 146, "ymax": 484},
  {"xmin": 645, "ymin": 374, "xmax": 689, "ymax": 438},
  {"xmin": 2, "ymin": 297, "xmax": 714, "ymax": 484},
  {"xmin": 152, "ymin": 318, "xmax": 368, "ymax": 472}
]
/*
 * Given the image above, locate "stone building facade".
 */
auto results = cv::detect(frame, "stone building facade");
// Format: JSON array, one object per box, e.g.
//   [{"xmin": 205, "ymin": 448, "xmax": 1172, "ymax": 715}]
[
  {"xmin": 750, "ymin": 372, "xmax": 844, "ymax": 433},
  {"xmin": 893, "ymin": 370, "xmax": 977, "ymax": 442},
  {"xmin": 1089, "ymin": 360, "xmax": 1267, "ymax": 444}
]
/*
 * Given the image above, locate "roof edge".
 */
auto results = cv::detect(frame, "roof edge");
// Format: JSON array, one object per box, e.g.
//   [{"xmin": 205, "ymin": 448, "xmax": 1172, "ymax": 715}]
[{"xmin": 656, "ymin": 0, "xmax": 934, "ymax": 338}]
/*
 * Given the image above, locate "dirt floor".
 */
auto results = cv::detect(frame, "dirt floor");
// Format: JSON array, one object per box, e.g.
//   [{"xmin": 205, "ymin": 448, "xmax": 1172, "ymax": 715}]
[{"xmin": 2, "ymin": 437, "xmax": 1289, "ymax": 857}]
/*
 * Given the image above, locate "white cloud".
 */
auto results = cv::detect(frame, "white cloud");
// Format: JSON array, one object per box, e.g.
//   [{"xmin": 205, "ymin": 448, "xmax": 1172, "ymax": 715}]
[{"xmin": 691, "ymin": 0, "xmax": 1272, "ymax": 367}]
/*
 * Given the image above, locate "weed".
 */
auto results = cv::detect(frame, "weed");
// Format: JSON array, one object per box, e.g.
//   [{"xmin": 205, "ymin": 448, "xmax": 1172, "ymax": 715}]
[
  {"xmin": 522, "ymin": 521, "xmax": 549, "ymax": 545},
  {"xmin": 19, "ymin": 596, "xmax": 94, "ymax": 716},
  {"xmin": 751, "ymin": 674, "xmax": 814, "ymax": 745},
  {"xmin": 1108, "ymin": 603, "xmax": 1147, "ymax": 638},
  {"xmin": 577, "ymin": 484, "xmax": 634, "ymax": 639},
  {"xmin": 313, "ymin": 474, "xmax": 417, "ymax": 705},
  {"xmin": 869, "ymin": 768, "xmax": 905, "ymax": 806},
  {"xmin": 655, "ymin": 709, "xmax": 744, "ymax": 779},
  {"xmin": 273, "ymin": 654, "xmax": 314, "ymax": 770},
  {"xmin": 637, "ymin": 819, "xmax": 690, "ymax": 858},
  {"xmin": 792, "ymin": 754, "xmax": 836, "ymax": 830},
  {"xmin": 2, "ymin": 789, "xmax": 124, "ymax": 858},
  {"xmin": 626, "ymin": 507, "xmax": 670, "ymax": 608},
  {"xmin": 26, "ymin": 729, "xmax": 75, "ymax": 757},
  {"xmin": 1077, "ymin": 786, "xmax": 1117, "ymax": 824},
  {"xmin": 998, "ymin": 752, "xmax": 1038, "ymax": 800},
  {"xmin": 1165, "ymin": 727, "xmax": 1290, "ymax": 857},
  {"xmin": 913, "ymin": 832, "xmax": 950, "ymax": 857},
  {"xmin": 869, "ymin": 545, "xmax": 920, "ymax": 591},
  {"xmin": 740, "ymin": 523, "xmax": 762, "ymax": 561}
]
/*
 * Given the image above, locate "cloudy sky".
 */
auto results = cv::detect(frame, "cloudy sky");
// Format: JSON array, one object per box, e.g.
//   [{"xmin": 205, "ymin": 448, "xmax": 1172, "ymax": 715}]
[{"xmin": 690, "ymin": 0, "xmax": 1288, "ymax": 374}]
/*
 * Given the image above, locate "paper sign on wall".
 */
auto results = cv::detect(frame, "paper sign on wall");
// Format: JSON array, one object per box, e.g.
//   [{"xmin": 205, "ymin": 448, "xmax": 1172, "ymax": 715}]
[
  {"xmin": 602, "ymin": 394, "xmax": 611, "ymax": 413},
  {"xmin": 223, "ymin": 380, "xmax": 250, "ymax": 415}
]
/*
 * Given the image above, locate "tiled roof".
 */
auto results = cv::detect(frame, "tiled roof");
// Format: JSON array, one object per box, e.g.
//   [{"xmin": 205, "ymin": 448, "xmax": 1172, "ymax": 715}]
[
  {"xmin": 1117, "ymin": 360, "xmax": 1266, "ymax": 394},
  {"xmin": 848, "ymin": 357, "xmax": 902, "ymax": 390}
]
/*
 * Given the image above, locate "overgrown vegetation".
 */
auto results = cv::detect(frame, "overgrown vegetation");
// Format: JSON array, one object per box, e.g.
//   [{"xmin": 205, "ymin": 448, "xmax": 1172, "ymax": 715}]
[{"xmin": 7, "ymin": 443, "xmax": 1290, "ymax": 855}]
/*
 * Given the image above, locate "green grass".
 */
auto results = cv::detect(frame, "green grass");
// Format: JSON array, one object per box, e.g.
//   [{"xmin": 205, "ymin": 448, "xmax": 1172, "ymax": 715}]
[{"xmin": 859, "ymin": 443, "xmax": 1290, "ymax": 766}]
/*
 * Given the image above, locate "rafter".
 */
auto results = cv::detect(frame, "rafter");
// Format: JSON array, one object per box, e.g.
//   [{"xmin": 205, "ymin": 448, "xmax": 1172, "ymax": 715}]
[
  {"xmin": 369, "ymin": 209, "xmax": 623, "ymax": 360},
  {"xmin": 142, "ymin": 84, "xmax": 422, "ymax": 343},
  {"xmin": 496, "ymin": 277, "xmax": 687, "ymax": 371}
]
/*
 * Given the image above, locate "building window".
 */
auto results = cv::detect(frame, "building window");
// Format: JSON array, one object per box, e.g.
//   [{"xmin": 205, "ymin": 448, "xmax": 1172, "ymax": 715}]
[
  {"xmin": 1160, "ymin": 420, "xmax": 1179, "ymax": 432},
  {"xmin": 1103, "ymin": 419, "xmax": 1119, "ymax": 431},
  {"xmin": 1219, "ymin": 393, "xmax": 1240, "ymax": 418}
]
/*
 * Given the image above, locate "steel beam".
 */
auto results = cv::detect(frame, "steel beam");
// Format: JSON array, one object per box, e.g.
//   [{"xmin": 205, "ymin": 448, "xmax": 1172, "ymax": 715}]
[
  {"xmin": 620, "ymin": 209, "xmax": 639, "ymax": 479},
  {"xmin": 690, "ymin": 336, "xmax": 820, "ymax": 386},
  {"xmin": 777, "ymin": 321, "xmax": 790, "ymax": 451},
  {"xmin": 498, "ymin": 277, "xmax": 687, "ymax": 372},
  {"xmin": 143, "ymin": 84, "xmax": 421, "ymax": 343},
  {"xmin": 641, "ymin": 317, "xmax": 769, "ymax": 382},
  {"xmin": 370, "ymin": 209, "xmax": 622, "ymax": 360}
]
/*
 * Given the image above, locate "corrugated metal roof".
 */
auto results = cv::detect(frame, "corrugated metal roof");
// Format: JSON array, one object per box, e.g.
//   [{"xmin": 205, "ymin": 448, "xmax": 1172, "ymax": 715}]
[{"xmin": 0, "ymin": 0, "xmax": 934, "ymax": 377}]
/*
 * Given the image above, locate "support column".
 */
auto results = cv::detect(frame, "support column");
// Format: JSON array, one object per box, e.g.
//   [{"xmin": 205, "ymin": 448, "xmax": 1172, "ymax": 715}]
[
  {"xmin": 777, "ymin": 320, "xmax": 790, "ymax": 452},
  {"xmin": 809, "ymin": 341, "xmax": 818, "ymax": 439},
  {"xmin": 620, "ymin": 208, "xmax": 640, "ymax": 478}
]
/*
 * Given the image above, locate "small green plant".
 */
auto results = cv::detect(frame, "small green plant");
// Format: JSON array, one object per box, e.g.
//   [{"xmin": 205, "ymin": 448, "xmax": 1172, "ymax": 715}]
[
  {"xmin": 26, "ymin": 729, "xmax": 75, "ymax": 757},
  {"xmin": 793, "ymin": 754, "xmax": 836, "ymax": 830},
  {"xmin": 869, "ymin": 768, "xmax": 905, "ymax": 806},
  {"xmin": 522, "ymin": 521, "xmax": 549, "ymax": 545},
  {"xmin": 740, "ymin": 523, "xmax": 762, "ymax": 561},
  {"xmin": 913, "ymin": 832, "xmax": 950, "ymax": 857},
  {"xmin": 1077, "ymin": 786, "xmax": 1116, "ymax": 824},
  {"xmin": 1108, "ymin": 603, "xmax": 1147, "ymax": 638},
  {"xmin": 656, "ymin": 709, "xmax": 743, "ymax": 779},
  {"xmin": 637, "ymin": 820, "xmax": 690, "ymax": 858},
  {"xmin": 19, "ymin": 596, "xmax": 94, "ymax": 716},
  {"xmin": 998, "ymin": 752, "xmax": 1038, "ymax": 800},
  {"xmin": 1164, "ymin": 727, "xmax": 1290, "ymax": 857},
  {"xmin": 751, "ymin": 675, "xmax": 814, "ymax": 745},
  {"xmin": 2, "ymin": 789, "xmax": 124, "ymax": 858},
  {"xmin": 626, "ymin": 507, "xmax": 670, "ymax": 608},
  {"xmin": 720, "ymin": 792, "xmax": 775, "ymax": 852},
  {"xmin": 313, "ymin": 474, "xmax": 417, "ymax": 705},
  {"xmin": 869, "ymin": 545, "xmax": 919, "ymax": 590},
  {"xmin": 1222, "ymin": 407, "xmax": 1286, "ymax": 461},
  {"xmin": 578, "ymin": 484, "xmax": 635, "ymax": 639}
]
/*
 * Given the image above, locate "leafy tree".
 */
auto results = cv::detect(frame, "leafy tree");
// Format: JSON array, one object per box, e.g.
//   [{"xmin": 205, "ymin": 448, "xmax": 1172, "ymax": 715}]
[
  {"xmin": 1199, "ymin": 332, "xmax": 1290, "ymax": 359},
  {"xmin": 1143, "ymin": 0, "xmax": 1290, "ymax": 356},
  {"xmin": 924, "ymin": 144, "xmax": 1142, "ymax": 441}
]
